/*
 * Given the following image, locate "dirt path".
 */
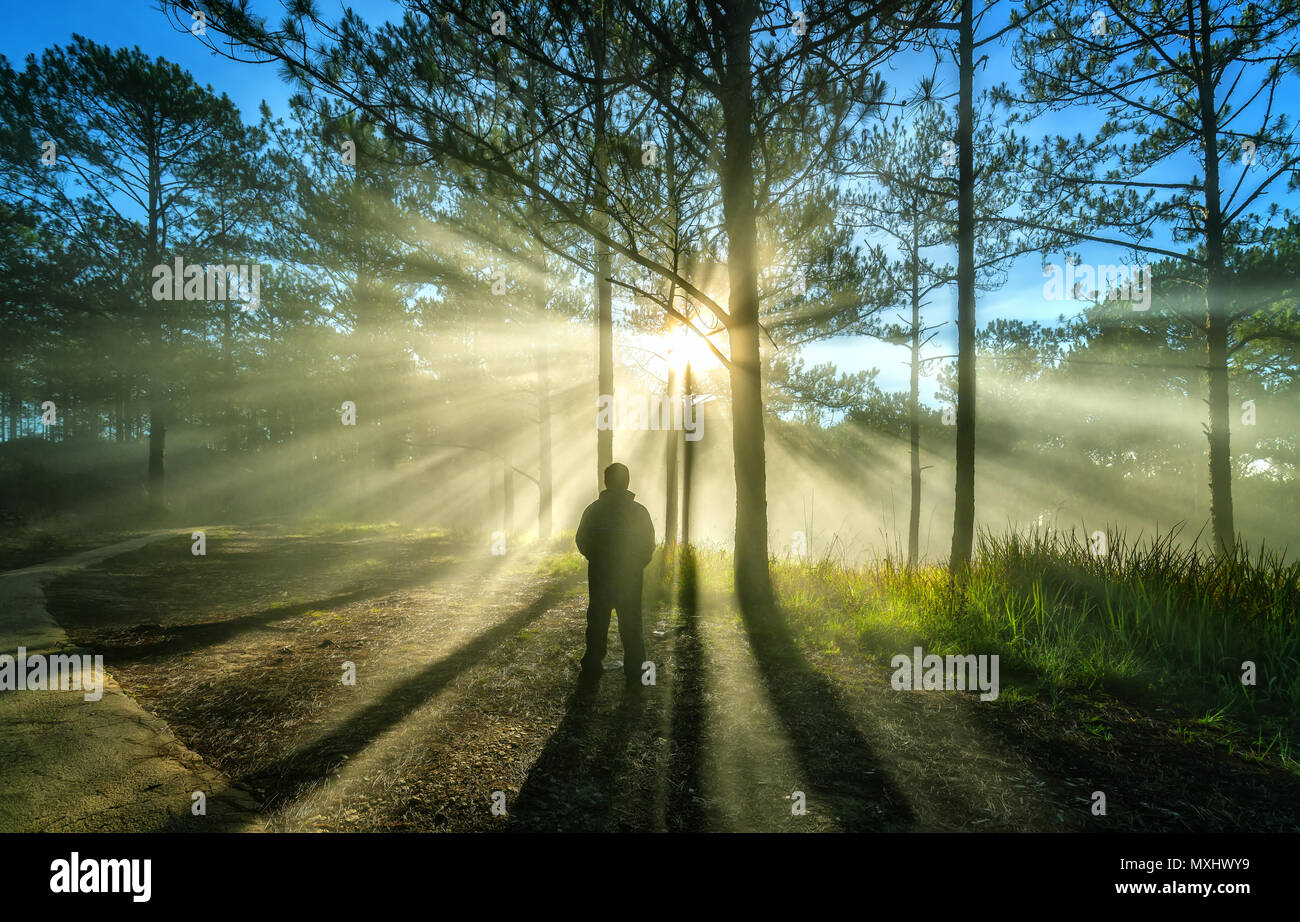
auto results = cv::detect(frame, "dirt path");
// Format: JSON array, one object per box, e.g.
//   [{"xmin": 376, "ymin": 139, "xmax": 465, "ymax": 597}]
[
  {"xmin": 20, "ymin": 529, "xmax": 1300, "ymax": 832},
  {"xmin": 0, "ymin": 534, "xmax": 264, "ymax": 832}
]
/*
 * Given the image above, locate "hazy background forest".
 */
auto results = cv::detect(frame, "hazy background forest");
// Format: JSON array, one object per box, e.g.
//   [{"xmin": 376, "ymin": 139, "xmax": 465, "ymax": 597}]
[{"xmin": 0, "ymin": 0, "xmax": 1296, "ymax": 570}]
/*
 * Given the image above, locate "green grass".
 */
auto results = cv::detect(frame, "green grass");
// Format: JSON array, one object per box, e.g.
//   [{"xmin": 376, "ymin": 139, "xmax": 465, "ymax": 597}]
[
  {"xmin": 282, "ymin": 521, "xmax": 449, "ymax": 539},
  {"xmin": 769, "ymin": 527, "xmax": 1300, "ymax": 769}
]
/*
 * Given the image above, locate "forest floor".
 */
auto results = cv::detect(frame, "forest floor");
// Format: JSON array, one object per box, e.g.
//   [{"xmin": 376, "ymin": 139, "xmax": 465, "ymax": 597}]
[
  {"xmin": 11, "ymin": 525, "xmax": 1300, "ymax": 832},
  {"xmin": 0, "ymin": 532, "xmax": 263, "ymax": 832}
]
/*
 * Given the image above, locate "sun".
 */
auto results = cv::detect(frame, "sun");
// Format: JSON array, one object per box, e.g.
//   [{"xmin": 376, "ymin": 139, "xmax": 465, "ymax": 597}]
[{"xmin": 667, "ymin": 322, "xmax": 723, "ymax": 371}]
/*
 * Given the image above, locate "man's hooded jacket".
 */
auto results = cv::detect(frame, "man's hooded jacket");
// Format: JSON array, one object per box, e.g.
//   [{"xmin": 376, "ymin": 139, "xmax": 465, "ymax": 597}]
[{"xmin": 575, "ymin": 488, "xmax": 656, "ymax": 589}]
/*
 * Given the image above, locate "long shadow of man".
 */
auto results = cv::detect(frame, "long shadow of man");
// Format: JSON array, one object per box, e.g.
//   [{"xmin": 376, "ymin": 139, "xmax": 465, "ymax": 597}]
[
  {"xmin": 575, "ymin": 462, "xmax": 655, "ymax": 690},
  {"xmin": 507, "ymin": 685, "xmax": 648, "ymax": 831}
]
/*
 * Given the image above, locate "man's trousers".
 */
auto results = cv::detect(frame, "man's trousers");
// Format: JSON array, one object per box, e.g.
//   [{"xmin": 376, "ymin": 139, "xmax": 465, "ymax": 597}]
[{"xmin": 581, "ymin": 575, "xmax": 646, "ymax": 682}]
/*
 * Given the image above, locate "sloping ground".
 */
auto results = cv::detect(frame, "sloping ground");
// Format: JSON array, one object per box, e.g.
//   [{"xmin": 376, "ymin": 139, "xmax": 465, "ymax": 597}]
[
  {"xmin": 29, "ymin": 528, "xmax": 1300, "ymax": 832},
  {"xmin": 0, "ymin": 534, "xmax": 263, "ymax": 832}
]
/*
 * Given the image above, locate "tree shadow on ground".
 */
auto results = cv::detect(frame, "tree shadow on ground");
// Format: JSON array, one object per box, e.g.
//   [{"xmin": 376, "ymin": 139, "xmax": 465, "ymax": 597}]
[
  {"xmin": 504, "ymin": 686, "xmax": 649, "ymax": 832},
  {"xmin": 84, "ymin": 576, "xmax": 441, "ymax": 661},
  {"xmin": 662, "ymin": 545, "xmax": 707, "ymax": 830},
  {"xmin": 737, "ymin": 589, "xmax": 916, "ymax": 831},
  {"xmin": 47, "ymin": 533, "xmax": 494, "ymax": 662},
  {"xmin": 961, "ymin": 686, "xmax": 1300, "ymax": 832},
  {"xmin": 194, "ymin": 571, "xmax": 579, "ymax": 817},
  {"xmin": 508, "ymin": 546, "xmax": 711, "ymax": 832}
]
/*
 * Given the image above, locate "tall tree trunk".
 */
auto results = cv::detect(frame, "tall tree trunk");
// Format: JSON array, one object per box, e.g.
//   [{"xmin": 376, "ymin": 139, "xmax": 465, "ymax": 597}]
[
  {"xmin": 222, "ymin": 243, "xmax": 236, "ymax": 453},
  {"xmin": 595, "ymin": 251, "xmax": 613, "ymax": 485},
  {"xmin": 43, "ymin": 379, "xmax": 54, "ymax": 441},
  {"xmin": 721, "ymin": 0, "xmax": 775, "ymax": 616},
  {"xmin": 489, "ymin": 454, "xmax": 501, "ymax": 533},
  {"xmin": 593, "ymin": 12, "xmax": 614, "ymax": 489},
  {"xmin": 663, "ymin": 123, "xmax": 683, "ymax": 558},
  {"xmin": 681, "ymin": 362, "xmax": 694, "ymax": 547},
  {"xmin": 525, "ymin": 68, "xmax": 555, "ymax": 541},
  {"xmin": 503, "ymin": 442, "xmax": 515, "ymax": 535},
  {"xmin": 146, "ymin": 156, "xmax": 166, "ymax": 510},
  {"xmin": 949, "ymin": 0, "xmax": 976, "ymax": 576},
  {"xmin": 115, "ymin": 376, "xmax": 127, "ymax": 443},
  {"xmin": 908, "ymin": 236, "xmax": 922, "ymax": 568},
  {"xmin": 1198, "ymin": 0, "xmax": 1235, "ymax": 554},
  {"xmin": 535, "ymin": 342, "xmax": 553, "ymax": 540},
  {"xmin": 148, "ymin": 347, "xmax": 167, "ymax": 505},
  {"xmin": 664, "ymin": 362, "xmax": 680, "ymax": 552}
]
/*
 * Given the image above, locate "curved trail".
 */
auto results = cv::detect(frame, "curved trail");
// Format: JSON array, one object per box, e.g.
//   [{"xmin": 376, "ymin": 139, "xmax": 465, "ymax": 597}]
[{"xmin": 0, "ymin": 534, "xmax": 264, "ymax": 832}]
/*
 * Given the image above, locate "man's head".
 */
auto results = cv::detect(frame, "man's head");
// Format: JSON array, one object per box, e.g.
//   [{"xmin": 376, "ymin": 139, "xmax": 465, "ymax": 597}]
[{"xmin": 604, "ymin": 462, "xmax": 630, "ymax": 492}]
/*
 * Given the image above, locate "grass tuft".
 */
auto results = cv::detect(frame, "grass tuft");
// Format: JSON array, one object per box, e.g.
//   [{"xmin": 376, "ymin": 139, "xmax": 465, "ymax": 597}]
[{"xmin": 771, "ymin": 527, "xmax": 1300, "ymax": 770}]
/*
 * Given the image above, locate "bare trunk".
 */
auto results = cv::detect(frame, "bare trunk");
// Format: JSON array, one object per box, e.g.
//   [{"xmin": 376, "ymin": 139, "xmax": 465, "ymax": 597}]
[
  {"xmin": 535, "ymin": 342, "xmax": 553, "ymax": 540},
  {"xmin": 908, "ymin": 237, "xmax": 922, "ymax": 568},
  {"xmin": 222, "ymin": 273, "xmax": 236, "ymax": 452},
  {"xmin": 721, "ymin": 0, "xmax": 775, "ymax": 616},
  {"xmin": 593, "ymin": 13, "xmax": 614, "ymax": 489},
  {"xmin": 681, "ymin": 362, "xmax": 694, "ymax": 547},
  {"xmin": 147, "ymin": 165, "xmax": 166, "ymax": 509},
  {"xmin": 664, "ymin": 362, "xmax": 680, "ymax": 552},
  {"xmin": 1204, "ymin": 251, "xmax": 1233, "ymax": 554},
  {"xmin": 1198, "ymin": 0, "xmax": 1235, "ymax": 554},
  {"xmin": 115, "ymin": 376, "xmax": 127, "ymax": 443},
  {"xmin": 949, "ymin": 0, "xmax": 976, "ymax": 576},
  {"xmin": 503, "ymin": 442, "xmax": 515, "ymax": 535},
  {"xmin": 490, "ymin": 455, "xmax": 501, "ymax": 531},
  {"xmin": 595, "ymin": 254, "xmax": 613, "ymax": 486}
]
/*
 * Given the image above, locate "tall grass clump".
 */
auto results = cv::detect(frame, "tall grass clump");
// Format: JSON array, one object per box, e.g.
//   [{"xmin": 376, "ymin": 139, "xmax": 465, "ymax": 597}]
[{"xmin": 772, "ymin": 527, "xmax": 1300, "ymax": 759}]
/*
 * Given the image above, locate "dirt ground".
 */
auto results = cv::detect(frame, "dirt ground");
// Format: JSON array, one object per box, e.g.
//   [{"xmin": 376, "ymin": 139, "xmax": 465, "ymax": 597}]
[{"xmin": 37, "ymin": 527, "xmax": 1300, "ymax": 832}]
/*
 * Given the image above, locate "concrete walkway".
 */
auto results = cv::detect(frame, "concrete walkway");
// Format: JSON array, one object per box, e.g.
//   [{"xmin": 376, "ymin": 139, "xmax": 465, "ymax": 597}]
[{"xmin": 0, "ymin": 533, "xmax": 264, "ymax": 832}]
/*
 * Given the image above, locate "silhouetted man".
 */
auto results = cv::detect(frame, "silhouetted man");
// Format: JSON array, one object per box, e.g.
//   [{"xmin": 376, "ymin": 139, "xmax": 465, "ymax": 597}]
[{"xmin": 575, "ymin": 462, "xmax": 655, "ymax": 685}]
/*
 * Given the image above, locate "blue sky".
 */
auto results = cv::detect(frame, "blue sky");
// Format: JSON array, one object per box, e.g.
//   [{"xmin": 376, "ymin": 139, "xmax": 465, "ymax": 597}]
[
  {"xmin": 3, "ymin": 1, "xmax": 292, "ymax": 114},
  {"xmin": 4, "ymin": 1, "xmax": 1293, "ymax": 403}
]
